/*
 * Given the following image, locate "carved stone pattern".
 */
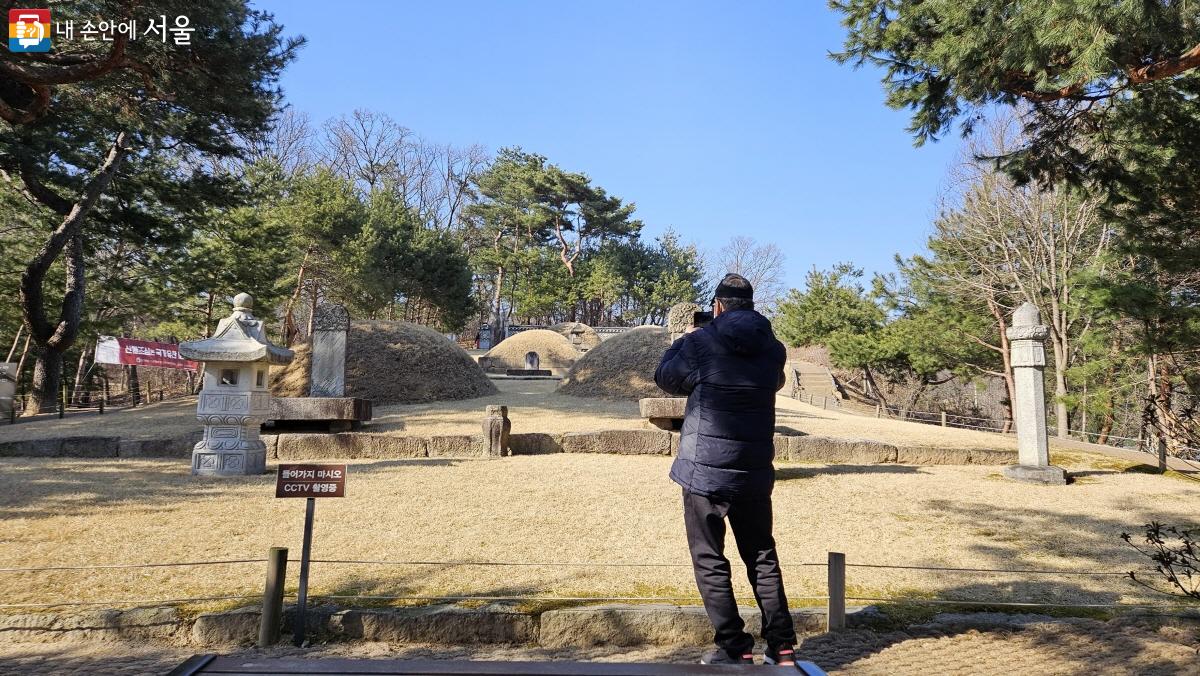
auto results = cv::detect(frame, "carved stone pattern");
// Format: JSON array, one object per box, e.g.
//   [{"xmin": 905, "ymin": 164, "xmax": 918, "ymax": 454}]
[
  {"xmin": 313, "ymin": 304, "xmax": 350, "ymax": 332},
  {"xmin": 1005, "ymin": 325, "xmax": 1050, "ymax": 341}
]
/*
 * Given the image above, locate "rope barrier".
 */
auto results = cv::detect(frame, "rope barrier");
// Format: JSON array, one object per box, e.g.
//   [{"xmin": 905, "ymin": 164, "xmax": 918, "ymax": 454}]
[
  {"xmin": 313, "ymin": 594, "xmax": 830, "ymax": 603},
  {"xmin": 844, "ymin": 596, "xmax": 1189, "ymax": 610},
  {"xmin": 0, "ymin": 558, "xmax": 267, "ymax": 573},
  {"xmin": 844, "ymin": 563, "xmax": 1130, "ymax": 576},
  {"xmin": 0, "ymin": 558, "xmax": 1139, "ymax": 577}
]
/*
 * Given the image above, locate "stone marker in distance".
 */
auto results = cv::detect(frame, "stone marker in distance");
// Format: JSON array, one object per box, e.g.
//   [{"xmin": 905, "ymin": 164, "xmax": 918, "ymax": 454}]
[{"xmin": 1002, "ymin": 302, "xmax": 1068, "ymax": 485}]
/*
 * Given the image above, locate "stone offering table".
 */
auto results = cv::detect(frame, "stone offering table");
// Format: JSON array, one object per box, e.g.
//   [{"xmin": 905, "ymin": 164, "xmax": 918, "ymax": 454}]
[{"xmin": 640, "ymin": 397, "xmax": 687, "ymax": 430}]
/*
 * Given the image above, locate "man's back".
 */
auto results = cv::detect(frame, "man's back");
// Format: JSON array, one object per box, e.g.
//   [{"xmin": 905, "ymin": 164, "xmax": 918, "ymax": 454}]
[{"xmin": 654, "ymin": 308, "xmax": 787, "ymax": 501}]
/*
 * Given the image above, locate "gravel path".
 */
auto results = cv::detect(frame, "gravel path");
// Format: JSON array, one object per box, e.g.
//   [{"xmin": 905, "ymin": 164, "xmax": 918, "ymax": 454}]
[{"xmin": 1, "ymin": 617, "xmax": 1195, "ymax": 675}]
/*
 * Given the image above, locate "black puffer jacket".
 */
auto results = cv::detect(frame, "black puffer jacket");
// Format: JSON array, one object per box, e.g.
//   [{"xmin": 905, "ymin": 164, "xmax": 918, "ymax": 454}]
[{"xmin": 655, "ymin": 309, "xmax": 786, "ymax": 500}]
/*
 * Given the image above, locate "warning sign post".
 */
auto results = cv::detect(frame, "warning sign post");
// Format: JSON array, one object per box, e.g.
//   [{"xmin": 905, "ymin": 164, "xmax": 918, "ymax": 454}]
[{"xmin": 275, "ymin": 463, "xmax": 346, "ymax": 646}]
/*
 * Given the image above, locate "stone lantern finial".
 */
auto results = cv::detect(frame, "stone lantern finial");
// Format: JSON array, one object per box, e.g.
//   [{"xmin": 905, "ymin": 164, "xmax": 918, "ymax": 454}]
[{"xmin": 233, "ymin": 292, "xmax": 254, "ymax": 313}]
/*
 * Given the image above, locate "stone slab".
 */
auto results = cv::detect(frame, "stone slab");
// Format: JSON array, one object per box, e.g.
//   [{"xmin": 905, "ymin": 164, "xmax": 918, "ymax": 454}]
[
  {"xmin": 895, "ymin": 446, "xmax": 1017, "ymax": 466},
  {"xmin": 192, "ymin": 606, "xmax": 260, "ymax": 647},
  {"xmin": 510, "ymin": 432, "xmax": 564, "ymax": 455},
  {"xmin": 118, "ymin": 431, "xmax": 202, "ymax": 458},
  {"xmin": 638, "ymin": 398, "xmax": 687, "ymax": 419},
  {"xmin": 505, "ymin": 369, "xmax": 552, "ymax": 377},
  {"xmin": 329, "ymin": 605, "xmax": 536, "ymax": 644},
  {"xmin": 427, "ymin": 434, "xmax": 485, "ymax": 457},
  {"xmin": 270, "ymin": 397, "xmax": 372, "ymax": 423},
  {"xmin": 560, "ymin": 429, "xmax": 673, "ymax": 455},
  {"xmin": 1003, "ymin": 464, "xmax": 1069, "ymax": 485},
  {"xmin": 0, "ymin": 607, "xmax": 181, "ymax": 643},
  {"xmin": 786, "ymin": 436, "xmax": 899, "ymax": 464},
  {"xmin": 0, "ymin": 436, "xmax": 121, "ymax": 458},
  {"xmin": 272, "ymin": 432, "xmax": 427, "ymax": 460}
]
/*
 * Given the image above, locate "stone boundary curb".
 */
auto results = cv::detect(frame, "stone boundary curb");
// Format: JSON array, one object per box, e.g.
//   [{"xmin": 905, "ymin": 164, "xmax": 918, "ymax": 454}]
[
  {"xmin": 0, "ymin": 603, "xmax": 878, "ymax": 648},
  {"xmin": 0, "ymin": 428, "xmax": 1016, "ymax": 466}
]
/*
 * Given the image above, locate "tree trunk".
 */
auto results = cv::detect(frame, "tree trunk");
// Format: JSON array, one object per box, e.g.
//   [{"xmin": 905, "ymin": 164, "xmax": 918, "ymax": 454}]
[
  {"xmin": 282, "ymin": 246, "xmax": 313, "ymax": 345},
  {"xmin": 305, "ymin": 278, "xmax": 320, "ymax": 338},
  {"xmin": 1052, "ymin": 340, "xmax": 1069, "ymax": 438},
  {"xmin": 128, "ymin": 364, "xmax": 140, "ymax": 407},
  {"xmin": 19, "ymin": 132, "xmax": 128, "ymax": 415},
  {"xmin": 71, "ymin": 343, "xmax": 89, "ymax": 405},
  {"xmin": 203, "ymin": 293, "xmax": 215, "ymax": 338},
  {"xmin": 27, "ymin": 349, "xmax": 62, "ymax": 414},
  {"xmin": 5, "ymin": 325, "xmax": 23, "ymax": 363},
  {"xmin": 489, "ymin": 264, "xmax": 505, "ymax": 346}
]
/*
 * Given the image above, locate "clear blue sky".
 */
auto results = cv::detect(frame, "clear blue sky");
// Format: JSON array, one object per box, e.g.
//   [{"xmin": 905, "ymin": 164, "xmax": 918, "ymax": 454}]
[{"xmin": 256, "ymin": 0, "xmax": 963, "ymax": 291}]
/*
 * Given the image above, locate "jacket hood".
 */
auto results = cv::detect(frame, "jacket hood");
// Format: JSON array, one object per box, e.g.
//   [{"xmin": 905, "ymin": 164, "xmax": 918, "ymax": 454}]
[{"xmin": 710, "ymin": 309, "xmax": 777, "ymax": 355}]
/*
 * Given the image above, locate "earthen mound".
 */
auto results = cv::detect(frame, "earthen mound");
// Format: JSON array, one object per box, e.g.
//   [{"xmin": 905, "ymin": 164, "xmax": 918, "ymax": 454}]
[
  {"xmin": 271, "ymin": 320, "xmax": 497, "ymax": 403},
  {"xmin": 558, "ymin": 325, "xmax": 671, "ymax": 399},
  {"xmin": 479, "ymin": 329, "xmax": 579, "ymax": 376}
]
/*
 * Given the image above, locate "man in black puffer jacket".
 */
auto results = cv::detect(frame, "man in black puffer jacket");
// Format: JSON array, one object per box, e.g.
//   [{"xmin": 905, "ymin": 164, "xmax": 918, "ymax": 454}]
[{"xmin": 655, "ymin": 273, "xmax": 796, "ymax": 667}]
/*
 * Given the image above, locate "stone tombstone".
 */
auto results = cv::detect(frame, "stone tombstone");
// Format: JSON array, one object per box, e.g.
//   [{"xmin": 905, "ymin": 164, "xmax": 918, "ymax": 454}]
[
  {"xmin": 180, "ymin": 293, "xmax": 294, "ymax": 476},
  {"xmin": 310, "ymin": 304, "xmax": 350, "ymax": 398},
  {"xmin": 483, "ymin": 405, "xmax": 511, "ymax": 457},
  {"xmin": 524, "ymin": 351, "xmax": 540, "ymax": 371},
  {"xmin": 667, "ymin": 302, "xmax": 702, "ymax": 341},
  {"xmin": 1002, "ymin": 302, "xmax": 1067, "ymax": 485}
]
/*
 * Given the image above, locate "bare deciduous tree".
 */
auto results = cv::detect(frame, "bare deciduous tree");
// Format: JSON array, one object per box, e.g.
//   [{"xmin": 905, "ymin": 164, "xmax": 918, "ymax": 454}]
[
  {"xmin": 716, "ymin": 236, "xmax": 786, "ymax": 313},
  {"xmin": 935, "ymin": 120, "xmax": 1112, "ymax": 438}
]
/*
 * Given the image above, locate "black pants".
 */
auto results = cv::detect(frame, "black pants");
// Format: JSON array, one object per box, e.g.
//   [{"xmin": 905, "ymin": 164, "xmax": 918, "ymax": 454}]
[{"xmin": 683, "ymin": 488, "xmax": 796, "ymax": 655}]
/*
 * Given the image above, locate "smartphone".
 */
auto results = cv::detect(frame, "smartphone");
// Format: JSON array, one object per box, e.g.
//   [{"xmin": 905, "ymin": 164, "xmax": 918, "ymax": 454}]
[{"xmin": 693, "ymin": 311, "xmax": 713, "ymax": 328}]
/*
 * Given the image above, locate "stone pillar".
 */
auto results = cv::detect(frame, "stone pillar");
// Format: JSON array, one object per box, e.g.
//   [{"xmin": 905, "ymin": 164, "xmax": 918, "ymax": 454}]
[
  {"xmin": 483, "ymin": 405, "xmax": 511, "ymax": 457},
  {"xmin": 1002, "ymin": 302, "xmax": 1067, "ymax": 485},
  {"xmin": 310, "ymin": 304, "xmax": 349, "ymax": 398}
]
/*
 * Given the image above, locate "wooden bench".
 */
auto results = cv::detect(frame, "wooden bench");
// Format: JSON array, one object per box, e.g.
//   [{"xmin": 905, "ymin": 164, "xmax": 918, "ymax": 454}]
[{"xmin": 169, "ymin": 655, "xmax": 828, "ymax": 675}]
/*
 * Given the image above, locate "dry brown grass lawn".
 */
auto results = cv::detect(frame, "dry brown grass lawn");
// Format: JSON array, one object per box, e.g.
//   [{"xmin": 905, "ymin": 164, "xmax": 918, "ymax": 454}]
[{"xmin": 3, "ymin": 454, "xmax": 1197, "ymax": 613}]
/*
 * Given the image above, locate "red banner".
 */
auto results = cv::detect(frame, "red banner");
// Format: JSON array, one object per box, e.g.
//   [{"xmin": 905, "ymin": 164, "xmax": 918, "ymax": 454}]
[{"xmin": 95, "ymin": 336, "xmax": 199, "ymax": 371}]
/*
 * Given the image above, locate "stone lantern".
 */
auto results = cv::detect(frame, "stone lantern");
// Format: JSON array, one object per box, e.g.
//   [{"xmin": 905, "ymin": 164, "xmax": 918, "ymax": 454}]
[{"xmin": 180, "ymin": 293, "xmax": 294, "ymax": 476}]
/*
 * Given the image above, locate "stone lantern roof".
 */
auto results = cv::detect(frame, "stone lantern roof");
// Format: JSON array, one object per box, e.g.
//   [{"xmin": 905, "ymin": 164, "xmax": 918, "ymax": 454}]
[{"xmin": 179, "ymin": 293, "xmax": 294, "ymax": 365}]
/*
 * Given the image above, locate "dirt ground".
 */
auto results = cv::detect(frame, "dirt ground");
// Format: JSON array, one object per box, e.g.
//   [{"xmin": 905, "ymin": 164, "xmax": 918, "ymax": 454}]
[{"xmin": 2, "ymin": 453, "xmax": 1198, "ymax": 611}]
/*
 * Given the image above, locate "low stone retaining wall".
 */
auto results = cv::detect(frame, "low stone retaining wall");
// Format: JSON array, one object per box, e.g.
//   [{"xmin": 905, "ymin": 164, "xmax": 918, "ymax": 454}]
[
  {"xmin": 0, "ymin": 427, "xmax": 1014, "ymax": 465},
  {"xmin": 0, "ymin": 432, "xmax": 200, "ymax": 459},
  {"xmin": 1, "ymin": 603, "xmax": 866, "ymax": 648}
]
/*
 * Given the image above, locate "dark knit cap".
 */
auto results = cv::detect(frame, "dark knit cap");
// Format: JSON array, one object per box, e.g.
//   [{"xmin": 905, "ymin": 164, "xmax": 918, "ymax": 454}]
[{"xmin": 714, "ymin": 273, "xmax": 754, "ymax": 300}]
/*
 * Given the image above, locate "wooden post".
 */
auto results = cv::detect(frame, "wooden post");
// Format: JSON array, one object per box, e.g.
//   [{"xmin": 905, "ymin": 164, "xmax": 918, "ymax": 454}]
[
  {"xmin": 941, "ymin": 411, "xmax": 948, "ymax": 427},
  {"xmin": 59, "ymin": 383, "xmax": 67, "ymax": 419},
  {"xmin": 827, "ymin": 552, "xmax": 846, "ymax": 631},
  {"xmin": 258, "ymin": 547, "xmax": 288, "ymax": 647},
  {"xmin": 1157, "ymin": 436, "xmax": 1168, "ymax": 473},
  {"xmin": 98, "ymin": 397, "xmax": 104, "ymax": 415}
]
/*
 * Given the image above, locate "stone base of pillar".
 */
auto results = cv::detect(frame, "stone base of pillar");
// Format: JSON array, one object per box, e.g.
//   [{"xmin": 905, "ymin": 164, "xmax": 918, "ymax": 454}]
[
  {"xmin": 1002, "ymin": 464, "xmax": 1068, "ymax": 485},
  {"xmin": 192, "ymin": 444, "xmax": 267, "ymax": 476}
]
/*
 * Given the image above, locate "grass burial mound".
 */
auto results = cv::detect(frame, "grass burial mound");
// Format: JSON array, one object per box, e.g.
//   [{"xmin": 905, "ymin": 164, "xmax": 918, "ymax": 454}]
[
  {"xmin": 271, "ymin": 320, "xmax": 496, "ymax": 404},
  {"xmin": 479, "ymin": 329, "xmax": 580, "ymax": 375},
  {"xmin": 558, "ymin": 325, "xmax": 670, "ymax": 399},
  {"xmin": 549, "ymin": 322, "xmax": 603, "ymax": 351}
]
